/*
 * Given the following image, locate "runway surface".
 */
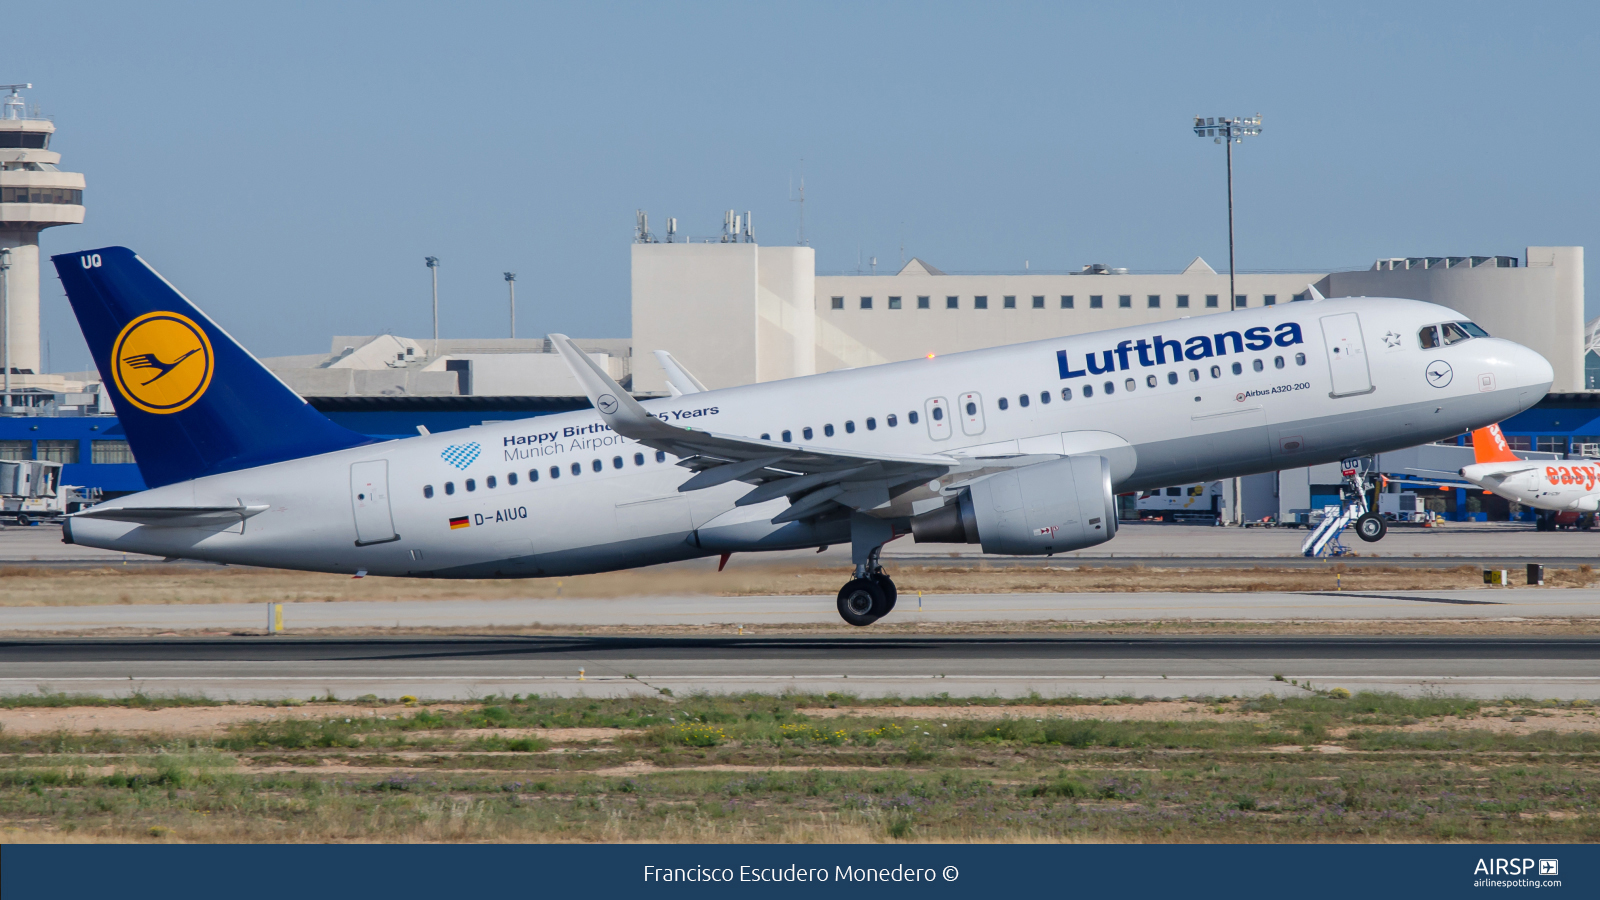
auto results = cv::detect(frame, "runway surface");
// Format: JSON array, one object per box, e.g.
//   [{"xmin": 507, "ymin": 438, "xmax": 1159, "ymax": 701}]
[
  {"xmin": 4, "ymin": 522, "xmax": 1600, "ymax": 569},
  {"xmin": 5, "ymin": 634, "xmax": 1596, "ymax": 701},
  {"xmin": 3, "ymin": 588, "xmax": 1595, "ymax": 632}
]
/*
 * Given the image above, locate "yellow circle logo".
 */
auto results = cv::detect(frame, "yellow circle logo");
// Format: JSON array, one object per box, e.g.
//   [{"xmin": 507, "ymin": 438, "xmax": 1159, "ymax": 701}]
[{"xmin": 111, "ymin": 312, "xmax": 215, "ymax": 414}]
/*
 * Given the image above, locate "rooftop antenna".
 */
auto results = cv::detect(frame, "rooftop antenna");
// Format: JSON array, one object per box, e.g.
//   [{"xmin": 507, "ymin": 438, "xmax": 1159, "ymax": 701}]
[
  {"xmin": 424, "ymin": 256, "xmax": 440, "ymax": 359},
  {"xmin": 870, "ymin": 256, "xmax": 877, "ymax": 275},
  {"xmin": 0, "ymin": 85, "xmax": 30, "ymax": 121},
  {"xmin": 504, "ymin": 271, "xmax": 516, "ymax": 338},
  {"xmin": 665, "ymin": 217, "xmax": 677, "ymax": 243},
  {"xmin": 635, "ymin": 210, "xmax": 654, "ymax": 243},
  {"xmin": 790, "ymin": 163, "xmax": 807, "ymax": 246},
  {"xmin": 744, "ymin": 210, "xmax": 753, "ymax": 243}
]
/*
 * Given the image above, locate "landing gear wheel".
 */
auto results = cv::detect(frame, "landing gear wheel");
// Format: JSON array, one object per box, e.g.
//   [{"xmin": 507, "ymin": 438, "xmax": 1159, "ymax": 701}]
[
  {"xmin": 837, "ymin": 578, "xmax": 884, "ymax": 627},
  {"xmin": 870, "ymin": 573, "xmax": 897, "ymax": 615},
  {"xmin": 1354, "ymin": 513, "xmax": 1387, "ymax": 542}
]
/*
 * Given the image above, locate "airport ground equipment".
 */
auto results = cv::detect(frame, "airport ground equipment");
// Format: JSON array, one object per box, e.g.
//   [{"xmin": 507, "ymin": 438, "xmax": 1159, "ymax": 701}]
[{"xmin": 0, "ymin": 459, "xmax": 96, "ymax": 524}]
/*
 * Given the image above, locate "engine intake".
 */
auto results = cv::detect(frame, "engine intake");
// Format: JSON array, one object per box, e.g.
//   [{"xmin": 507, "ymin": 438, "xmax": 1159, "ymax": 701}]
[{"xmin": 910, "ymin": 455, "xmax": 1117, "ymax": 555}]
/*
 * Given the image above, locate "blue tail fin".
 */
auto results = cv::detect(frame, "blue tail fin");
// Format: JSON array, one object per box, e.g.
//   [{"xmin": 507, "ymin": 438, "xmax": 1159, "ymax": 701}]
[{"xmin": 53, "ymin": 247, "xmax": 372, "ymax": 488}]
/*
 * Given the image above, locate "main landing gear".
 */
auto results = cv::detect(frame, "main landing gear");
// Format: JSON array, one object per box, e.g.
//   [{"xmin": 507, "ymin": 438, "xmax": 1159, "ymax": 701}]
[{"xmin": 836, "ymin": 512, "xmax": 898, "ymax": 627}]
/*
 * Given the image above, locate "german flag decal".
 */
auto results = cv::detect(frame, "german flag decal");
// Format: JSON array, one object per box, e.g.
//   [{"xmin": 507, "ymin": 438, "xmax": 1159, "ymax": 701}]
[{"xmin": 449, "ymin": 516, "xmax": 470, "ymax": 530}]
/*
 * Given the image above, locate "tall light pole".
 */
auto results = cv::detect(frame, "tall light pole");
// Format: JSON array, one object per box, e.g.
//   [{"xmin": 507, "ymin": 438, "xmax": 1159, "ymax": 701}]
[
  {"xmin": 424, "ymin": 256, "xmax": 439, "ymax": 358},
  {"xmin": 504, "ymin": 272, "xmax": 516, "ymax": 339},
  {"xmin": 0, "ymin": 247, "xmax": 9, "ymax": 410},
  {"xmin": 1193, "ymin": 114, "xmax": 1262, "ymax": 527},
  {"xmin": 1192, "ymin": 114, "xmax": 1262, "ymax": 310}
]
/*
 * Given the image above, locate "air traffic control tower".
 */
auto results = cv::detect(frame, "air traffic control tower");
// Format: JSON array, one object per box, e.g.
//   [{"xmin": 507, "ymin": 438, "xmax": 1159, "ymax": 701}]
[{"xmin": 0, "ymin": 84, "xmax": 84, "ymax": 390}]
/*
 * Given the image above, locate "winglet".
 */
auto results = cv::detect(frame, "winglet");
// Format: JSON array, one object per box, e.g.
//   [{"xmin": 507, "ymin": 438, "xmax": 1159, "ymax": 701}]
[
  {"xmin": 1471, "ymin": 424, "xmax": 1521, "ymax": 464},
  {"xmin": 653, "ymin": 350, "xmax": 707, "ymax": 395},
  {"xmin": 1305, "ymin": 283, "xmax": 1325, "ymax": 302},
  {"xmin": 549, "ymin": 334, "xmax": 678, "ymax": 442}
]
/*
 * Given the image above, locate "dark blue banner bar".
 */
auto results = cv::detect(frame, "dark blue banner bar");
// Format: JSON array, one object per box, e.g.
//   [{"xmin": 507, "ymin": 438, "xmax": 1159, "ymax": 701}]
[{"xmin": 3, "ymin": 844, "xmax": 1593, "ymax": 899}]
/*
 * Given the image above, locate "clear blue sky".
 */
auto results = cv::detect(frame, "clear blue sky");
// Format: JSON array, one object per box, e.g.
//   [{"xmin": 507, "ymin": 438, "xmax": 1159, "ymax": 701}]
[{"xmin": 10, "ymin": 1, "xmax": 1599, "ymax": 368}]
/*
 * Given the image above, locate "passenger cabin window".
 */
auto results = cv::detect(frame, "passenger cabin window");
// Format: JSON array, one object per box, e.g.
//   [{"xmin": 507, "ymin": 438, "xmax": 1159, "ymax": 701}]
[
  {"xmin": 1253, "ymin": 359, "xmax": 1264, "ymax": 372},
  {"xmin": 887, "ymin": 413, "xmax": 898, "ymax": 426},
  {"xmin": 1441, "ymin": 322, "xmax": 1472, "ymax": 345},
  {"xmin": 1146, "ymin": 374, "xmax": 1157, "ymax": 388},
  {"xmin": 1019, "ymin": 394, "xmax": 1029, "ymax": 407},
  {"xmin": 908, "ymin": 411, "xmax": 919, "ymax": 424},
  {"xmin": 1103, "ymin": 381, "xmax": 1115, "ymax": 395},
  {"xmin": 508, "ymin": 472, "xmax": 518, "ymax": 485},
  {"xmin": 634, "ymin": 453, "xmax": 644, "ymax": 466},
  {"xmin": 845, "ymin": 420, "xmax": 856, "ymax": 433},
  {"xmin": 1039, "ymin": 391, "xmax": 1050, "ymax": 405},
  {"xmin": 656, "ymin": 450, "xmax": 667, "ymax": 462},
  {"xmin": 1231, "ymin": 362, "xmax": 1242, "ymax": 375},
  {"xmin": 445, "ymin": 482, "xmax": 455, "ymax": 494},
  {"xmin": 931, "ymin": 407, "xmax": 943, "ymax": 421},
  {"xmin": 1060, "ymin": 387, "xmax": 1073, "ymax": 401},
  {"xmin": 571, "ymin": 462, "xmax": 581, "ymax": 476},
  {"xmin": 1210, "ymin": 365, "xmax": 1221, "ymax": 379},
  {"xmin": 529, "ymin": 469, "xmax": 539, "ymax": 481},
  {"xmin": 466, "ymin": 478, "xmax": 476, "ymax": 491},
  {"xmin": 965, "ymin": 401, "xmax": 977, "ymax": 415},
  {"xmin": 1189, "ymin": 369, "xmax": 1199, "ymax": 381},
  {"xmin": 1295, "ymin": 353, "xmax": 1306, "ymax": 365},
  {"xmin": 486, "ymin": 475, "xmax": 497, "ymax": 488},
  {"xmin": 803, "ymin": 427, "xmax": 814, "ymax": 439},
  {"xmin": 423, "ymin": 485, "xmax": 434, "ymax": 498},
  {"xmin": 1124, "ymin": 378, "xmax": 1136, "ymax": 392},
  {"xmin": 997, "ymin": 398, "xmax": 1009, "ymax": 411},
  {"xmin": 1167, "ymin": 372, "xmax": 1178, "ymax": 384},
  {"xmin": 613, "ymin": 456, "xmax": 623, "ymax": 469},
  {"xmin": 866, "ymin": 417, "xmax": 877, "ymax": 430},
  {"xmin": 781, "ymin": 430, "xmax": 792, "ymax": 442},
  {"xmin": 1083, "ymin": 384, "xmax": 1093, "ymax": 397},
  {"xmin": 1274, "ymin": 356, "xmax": 1285, "ymax": 369},
  {"xmin": 1419, "ymin": 325, "xmax": 1440, "ymax": 349},
  {"xmin": 592, "ymin": 459, "xmax": 603, "ymax": 472},
  {"xmin": 547, "ymin": 465, "xmax": 559, "ymax": 479},
  {"xmin": 824, "ymin": 424, "xmax": 835, "ymax": 437}
]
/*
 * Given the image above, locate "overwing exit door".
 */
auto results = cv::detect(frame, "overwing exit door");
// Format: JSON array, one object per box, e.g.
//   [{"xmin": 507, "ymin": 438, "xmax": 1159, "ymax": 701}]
[
  {"xmin": 1320, "ymin": 312, "xmax": 1374, "ymax": 398},
  {"xmin": 350, "ymin": 459, "xmax": 399, "ymax": 545}
]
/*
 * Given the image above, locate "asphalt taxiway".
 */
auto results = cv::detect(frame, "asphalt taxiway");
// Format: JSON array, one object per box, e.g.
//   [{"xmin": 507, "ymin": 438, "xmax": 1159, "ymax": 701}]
[{"xmin": 4, "ymin": 634, "xmax": 1596, "ymax": 701}]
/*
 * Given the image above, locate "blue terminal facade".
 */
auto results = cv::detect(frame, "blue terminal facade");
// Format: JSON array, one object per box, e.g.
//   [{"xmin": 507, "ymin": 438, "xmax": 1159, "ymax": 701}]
[{"xmin": 3, "ymin": 393, "xmax": 1599, "ymax": 505}]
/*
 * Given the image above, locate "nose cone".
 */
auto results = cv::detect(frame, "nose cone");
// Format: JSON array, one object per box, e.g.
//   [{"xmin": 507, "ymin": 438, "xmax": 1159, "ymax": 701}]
[{"xmin": 1489, "ymin": 338, "xmax": 1554, "ymax": 394}]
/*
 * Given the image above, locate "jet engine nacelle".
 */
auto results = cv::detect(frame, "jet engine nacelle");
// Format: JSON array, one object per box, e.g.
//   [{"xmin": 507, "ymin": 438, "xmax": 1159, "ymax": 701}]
[{"xmin": 910, "ymin": 455, "xmax": 1117, "ymax": 555}]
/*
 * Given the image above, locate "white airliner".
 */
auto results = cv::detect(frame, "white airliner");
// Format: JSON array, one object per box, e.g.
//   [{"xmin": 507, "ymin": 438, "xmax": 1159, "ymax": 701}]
[
  {"xmin": 1461, "ymin": 423, "xmax": 1600, "ymax": 514},
  {"xmin": 56, "ymin": 247, "xmax": 1553, "ymax": 625}
]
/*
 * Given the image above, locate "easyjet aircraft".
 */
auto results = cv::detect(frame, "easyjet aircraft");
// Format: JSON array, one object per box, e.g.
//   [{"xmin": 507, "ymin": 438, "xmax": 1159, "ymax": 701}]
[
  {"xmin": 56, "ymin": 247, "xmax": 1553, "ymax": 625},
  {"xmin": 1461, "ymin": 423, "xmax": 1599, "ymax": 515}
]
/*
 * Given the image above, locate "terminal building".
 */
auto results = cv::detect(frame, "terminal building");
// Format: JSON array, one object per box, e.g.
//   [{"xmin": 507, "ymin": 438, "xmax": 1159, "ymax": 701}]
[{"xmin": 0, "ymin": 91, "xmax": 1595, "ymax": 520}]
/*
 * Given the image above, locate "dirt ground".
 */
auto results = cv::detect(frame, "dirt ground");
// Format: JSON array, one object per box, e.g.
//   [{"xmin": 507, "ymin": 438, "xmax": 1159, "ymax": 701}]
[
  {"xmin": 5, "ymin": 700, "xmax": 1597, "ymax": 739},
  {"xmin": 1, "ymin": 561, "xmax": 1592, "ymax": 608}
]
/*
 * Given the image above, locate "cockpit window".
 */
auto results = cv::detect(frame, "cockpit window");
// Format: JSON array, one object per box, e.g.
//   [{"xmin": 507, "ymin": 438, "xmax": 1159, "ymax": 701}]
[
  {"xmin": 1458, "ymin": 321, "xmax": 1490, "ymax": 338},
  {"xmin": 1441, "ymin": 322, "xmax": 1472, "ymax": 345},
  {"xmin": 1418, "ymin": 325, "xmax": 1439, "ymax": 349}
]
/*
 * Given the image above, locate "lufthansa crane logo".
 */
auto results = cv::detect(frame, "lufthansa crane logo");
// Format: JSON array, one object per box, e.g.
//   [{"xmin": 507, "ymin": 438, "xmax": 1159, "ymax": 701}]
[{"xmin": 110, "ymin": 311, "xmax": 215, "ymax": 414}]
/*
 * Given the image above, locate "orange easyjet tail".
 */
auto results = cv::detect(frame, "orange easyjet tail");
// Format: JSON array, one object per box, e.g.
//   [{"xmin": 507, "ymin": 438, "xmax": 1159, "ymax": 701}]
[{"xmin": 1471, "ymin": 424, "xmax": 1521, "ymax": 463}]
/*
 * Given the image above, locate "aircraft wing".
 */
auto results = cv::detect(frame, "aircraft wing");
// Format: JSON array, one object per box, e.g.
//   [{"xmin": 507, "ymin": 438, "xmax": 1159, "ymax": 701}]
[
  {"xmin": 552, "ymin": 334, "xmax": 966, "ymax": 521},
  {"xmin": 652, "ymin": 350, "xmax": 708, "ymax": 396}
]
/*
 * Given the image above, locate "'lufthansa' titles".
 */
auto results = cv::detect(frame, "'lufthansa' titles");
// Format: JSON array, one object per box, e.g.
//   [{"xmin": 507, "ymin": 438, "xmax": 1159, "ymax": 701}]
[{"xmin": 1057, "ymin": 322, "xmax": 1304, "ymax": 380}]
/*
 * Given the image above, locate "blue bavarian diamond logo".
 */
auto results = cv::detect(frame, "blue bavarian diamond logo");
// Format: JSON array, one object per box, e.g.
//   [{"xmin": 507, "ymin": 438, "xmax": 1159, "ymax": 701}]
[{"xmin": 440, "ymin": 442, "xmax": 481, "ymax": 470}]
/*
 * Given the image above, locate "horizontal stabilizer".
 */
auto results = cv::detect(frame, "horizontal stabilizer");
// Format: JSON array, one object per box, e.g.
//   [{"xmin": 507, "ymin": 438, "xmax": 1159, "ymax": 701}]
[{"xmin": 71, "ymin": 504, "xmax": 270, "ymax": 527}]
